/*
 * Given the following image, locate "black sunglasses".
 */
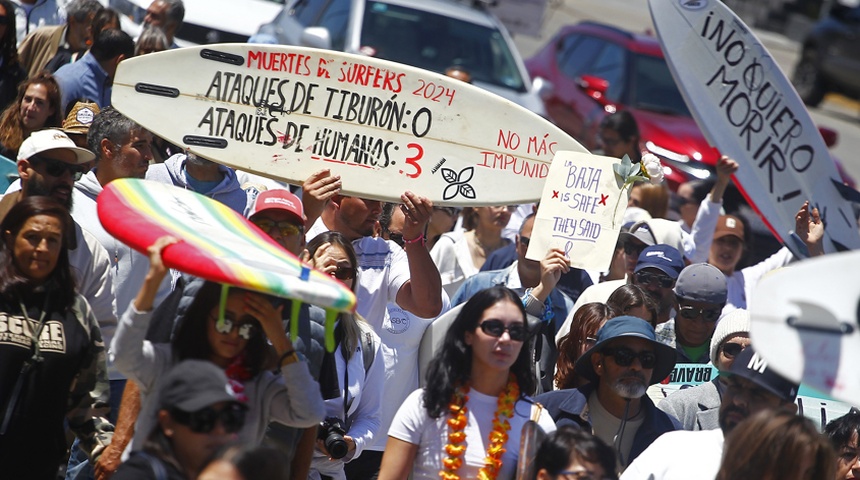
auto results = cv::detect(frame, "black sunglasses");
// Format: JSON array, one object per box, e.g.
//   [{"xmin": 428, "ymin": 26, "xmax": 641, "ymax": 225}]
[
  {"xmin": 170, "ymin": 403, "xmax": 247, "ymax": 434},
  {"xmin": 601, "ymin": 346, "xmax": 657, "ymax": 369},
  {"xmin": 253, "ymin": 218, "xmax": 303, "ymax": 237},
  {"xmin": 635, "ymin": 271, "xmax": 675, "ymax": 289},
  {"xmin": 211, "ymin": 315, "xmax": 259, "ymax": 340},
  {"xmin": 519, "ymin": 236, "xmax": 530, "ymax": 247},
  {"xmin": 31, "ymin": 155, "xmax": 87, "ymax": 180},
  {"xmin": 678, "ymin": 305, "xmax": 721, "ymax": 323},
  {"xmin": 721, "ymin": 342, "xmax": 745, "ymax": 359},
  {"xmin": 479, "ymin": 319, "xmax": 527, "ymax": 342},
  {"xmin": 332, "ymin": 266, "xmax": 357, "ymax": 281}
]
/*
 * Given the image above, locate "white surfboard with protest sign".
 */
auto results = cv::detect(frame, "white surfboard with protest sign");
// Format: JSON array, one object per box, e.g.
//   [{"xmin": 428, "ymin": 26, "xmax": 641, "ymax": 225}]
[
  {"xmin": 649, "ymin": 0, "xmax": 860, "ymax": 255},
  {"xmin": 750, "ymin": 250, "xmax": 860, "ymax": 408},
  {"xmin": 525, "ymin": 151, "xmax": 625, "ymax": 271},
  {"xmin": 111, "ymin": 44, "xmax": 587, "ymax": 206}
]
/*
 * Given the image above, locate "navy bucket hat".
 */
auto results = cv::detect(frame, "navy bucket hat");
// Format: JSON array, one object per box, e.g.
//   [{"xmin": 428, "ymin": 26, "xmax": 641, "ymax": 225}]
[{"xmin": 574, "ymin": 315, "xmax": 677, "ymax": 384}]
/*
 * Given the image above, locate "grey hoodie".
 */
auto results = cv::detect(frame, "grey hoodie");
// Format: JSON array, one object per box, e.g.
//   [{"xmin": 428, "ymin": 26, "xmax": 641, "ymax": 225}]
[{"xmin": 145, "ymin": 153, "xmax": 251, "ymax": 215}]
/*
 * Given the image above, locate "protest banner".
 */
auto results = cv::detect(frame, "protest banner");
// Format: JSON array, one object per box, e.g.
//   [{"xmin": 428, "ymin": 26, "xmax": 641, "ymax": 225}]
[
  {"xmin": 525, "ymin": 151, "xmax": 625, "ymax": 271},
  {"xmin": 647, "ymin": 363, "xmax": 856, "ymax": 430},
  {"xmin": 111, "ymin": 44, "xmax": 587, "ymax": 206},
  {"xmin": 649, "ymin": 0, "xmax": 860, "ymax": 256}
]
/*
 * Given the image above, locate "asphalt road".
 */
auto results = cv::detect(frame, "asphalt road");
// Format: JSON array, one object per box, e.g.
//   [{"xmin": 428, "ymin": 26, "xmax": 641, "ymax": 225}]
[{"xmin": 513, "ymin": 0, "xmax": 860, "ymax": 183}]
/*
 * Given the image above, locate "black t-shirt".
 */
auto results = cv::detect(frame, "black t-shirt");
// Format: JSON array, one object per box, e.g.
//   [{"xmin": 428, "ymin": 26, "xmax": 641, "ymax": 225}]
[{"xmin": 113, "ymin": 451, "xmax": 188, "ymax": 480}]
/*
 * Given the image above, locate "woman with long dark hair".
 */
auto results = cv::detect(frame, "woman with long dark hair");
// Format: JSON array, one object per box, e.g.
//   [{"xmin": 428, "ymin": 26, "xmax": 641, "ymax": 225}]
[
  {"xmin": 0, "ymin": 196, "xmax": 111, "ymax": 480},
  {"xmin": 554, "ymin": 302, "xmax": 613, "ymax": 390},
  {"xmin": 111, "ymin": 236, "xmax": 326, "ymax": 456},
  {"xmin": 0, "ymin": 72, "xmax": 63, "ymax": 158},
  {"xmin": 303, "ymin": 231, "xmax": 384, "ymax": 480},
  {"xmin": 379, "ymin": 286, "xmax": 556, "ymax": 480}
]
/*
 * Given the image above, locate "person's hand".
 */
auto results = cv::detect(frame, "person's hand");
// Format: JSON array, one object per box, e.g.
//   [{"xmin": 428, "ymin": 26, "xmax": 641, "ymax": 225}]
[
  {"xmin": 145, "ymin": 235, "xmax": 179, "ymax": 281},
  {"xmin": 309, "ymin": 242, "xmax": 339, "ymax": 276},
  {"xmin": 243, "ymin": 292, "xmax": 286, "ymax": 341},
  {"xmin": 302, "ymin": 169, "xmax": 341, "ymax": 226},
  {"xmin": 399, "ymin": 191, "xmax": 433, "ymax": 242},
  {"xmin": 532, "ymin": 248, "xmax": 570, "ymax": 302},
  {"xmin": 94, "ymin": 444, "xmax": 122, "ymax": 480},
  {"xmin": 715, "ymin": 156, "xmax": 739, "ymax": 182},
  {"xmin": 796, "ymin": 200, "xmax": 824, "ymax": 257}
]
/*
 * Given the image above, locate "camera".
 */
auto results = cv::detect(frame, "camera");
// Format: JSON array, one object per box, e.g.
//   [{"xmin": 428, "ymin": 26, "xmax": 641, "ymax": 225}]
[{"xmin": 318, "ymin": 416, "xmax": 348, "ymax": 459}]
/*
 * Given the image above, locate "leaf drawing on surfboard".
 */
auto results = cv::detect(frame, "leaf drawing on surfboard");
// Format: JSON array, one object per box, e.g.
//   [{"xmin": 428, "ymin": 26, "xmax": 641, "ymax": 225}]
[{"xmin": 442, "ymin": 166, "xmax": 476, "ymax": 200}]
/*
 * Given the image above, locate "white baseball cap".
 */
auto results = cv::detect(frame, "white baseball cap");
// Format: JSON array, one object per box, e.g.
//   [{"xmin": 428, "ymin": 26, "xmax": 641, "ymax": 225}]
[{"xmin": 18, "ymin": 129, "xmax": 95, "ymax": 165}]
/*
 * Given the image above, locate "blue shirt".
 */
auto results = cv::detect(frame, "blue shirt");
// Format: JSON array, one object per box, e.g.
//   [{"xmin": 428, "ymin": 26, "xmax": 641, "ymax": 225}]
[{"xmin": 54, "ymin": 53, "xmax": 110, "ymax": 113}]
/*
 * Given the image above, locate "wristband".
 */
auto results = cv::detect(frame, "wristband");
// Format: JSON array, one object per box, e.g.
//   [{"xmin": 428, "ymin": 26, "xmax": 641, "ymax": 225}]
[
  {"xmin": 276, "ymin": 350, "xmax": 299, "ymax": 371},
  {"xmin": 402, "ymin": 233, "xmax": 425, "ymax": 247}
]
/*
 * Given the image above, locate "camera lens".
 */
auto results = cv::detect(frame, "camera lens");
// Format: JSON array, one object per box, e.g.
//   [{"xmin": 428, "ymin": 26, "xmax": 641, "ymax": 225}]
[{"xmin": 325, "ymin": 432, "xmax": 349, "ymax": 459}]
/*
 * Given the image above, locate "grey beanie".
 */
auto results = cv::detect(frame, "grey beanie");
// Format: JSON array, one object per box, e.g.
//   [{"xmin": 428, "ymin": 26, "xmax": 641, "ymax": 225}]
[{"xmin": 710, "ymin": 309, "xmax": 751, "ymax": 363}]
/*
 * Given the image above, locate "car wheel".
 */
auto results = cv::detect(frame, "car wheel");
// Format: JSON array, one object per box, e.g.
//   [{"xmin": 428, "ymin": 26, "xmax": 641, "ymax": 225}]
[{"xmin": 792, "ymin": 50, "xmax": 826, "ymax": 107}]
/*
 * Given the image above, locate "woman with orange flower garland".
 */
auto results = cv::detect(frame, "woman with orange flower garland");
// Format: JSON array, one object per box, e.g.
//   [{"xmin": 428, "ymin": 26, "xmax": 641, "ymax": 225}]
[{"xmin": 378, "ymin": 286, "xmax": 556, "ymax": 480}]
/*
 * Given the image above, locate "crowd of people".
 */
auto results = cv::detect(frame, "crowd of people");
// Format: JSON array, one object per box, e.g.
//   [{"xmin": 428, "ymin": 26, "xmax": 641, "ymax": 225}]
[{"xmin": 0, "ymin": 1, "xmax": 856, "ymax": 480}]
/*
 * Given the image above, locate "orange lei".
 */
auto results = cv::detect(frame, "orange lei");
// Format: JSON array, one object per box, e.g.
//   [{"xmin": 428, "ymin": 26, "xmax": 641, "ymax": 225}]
[{"xmin": 440, "ymin": 374, "xmax": 520, "ymax": 480}]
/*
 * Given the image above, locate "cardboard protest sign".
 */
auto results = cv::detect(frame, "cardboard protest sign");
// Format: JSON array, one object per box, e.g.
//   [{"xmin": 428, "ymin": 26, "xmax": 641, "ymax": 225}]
[{"xmin": 526, "ymin": 151, "xmax": 625, "ymax": 271}]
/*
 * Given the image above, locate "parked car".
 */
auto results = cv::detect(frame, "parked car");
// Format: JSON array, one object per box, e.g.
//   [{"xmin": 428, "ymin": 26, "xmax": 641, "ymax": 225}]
[
  {"xmin": 255, "ymin": 0, "xmax": 547, "ymax": 115},
  {"xmin": 525, "ymin": 21, "xmax": 719, "ymax": 189},
  {"xmin": 792, "ymin": 4, "xmax": 860, "ymax": 107}
]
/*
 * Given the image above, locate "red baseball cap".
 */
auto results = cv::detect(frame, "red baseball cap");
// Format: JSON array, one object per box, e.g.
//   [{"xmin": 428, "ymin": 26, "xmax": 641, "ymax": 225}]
[{"xmin": 249, "ymin": 189, "xmax": 304, "ymax": 224}]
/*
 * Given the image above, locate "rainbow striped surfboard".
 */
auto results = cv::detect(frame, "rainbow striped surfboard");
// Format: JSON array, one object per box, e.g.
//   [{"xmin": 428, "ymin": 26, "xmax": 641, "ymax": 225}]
[{"xmin": 98, "ymin": 178, "xmax": 356, "ymax": 348}]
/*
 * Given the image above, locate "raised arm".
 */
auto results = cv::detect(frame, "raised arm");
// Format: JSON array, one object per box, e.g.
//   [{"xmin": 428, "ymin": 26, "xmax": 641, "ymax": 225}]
[{"xmin": 395, "ymin": 191, "xmax": 443, "ymax": 318}]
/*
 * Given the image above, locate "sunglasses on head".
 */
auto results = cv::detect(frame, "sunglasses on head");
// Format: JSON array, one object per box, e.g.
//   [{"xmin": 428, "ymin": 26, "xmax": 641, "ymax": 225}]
[
  {"xmin": 253, "ymin": 218, "xmax": 303, "ymax": 237},
  {"xmin": 30, "ymin": 155, "xmax": 87, "ymax": 181},
  {"xmin": 211, "ymin": 315, "xmax": 259, "ymax": 340},
  {"xmin": 678, "ymin": 305, "xmax": 721, "ymax": 322},
  {"xmin": 170, "ymin": 403, "xmax": 246, "ymax": 434},
  {"xmin": 479, "ymin": 319, "xmax": 527, "ymax": 342},
  {"xmin": 635, "ymin": 271, "xmax": 675, "ymax": 289},
  {"xmin": 721, "ymin": 342, "xmax": 745, "ymax": 358},
  {"xmin": 332, "ymin": 266, "xmax": 356, "ymax": 281},
  {"xmin": 601, "ymin": 346, "xmax": 657, "ymax": 369}
]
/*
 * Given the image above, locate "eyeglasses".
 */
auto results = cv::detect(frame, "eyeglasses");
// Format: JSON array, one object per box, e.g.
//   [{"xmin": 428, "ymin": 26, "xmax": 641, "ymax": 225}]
[
  {"xmin": 623, "ymin": 241, "xmax": 646, "ymax": 257},
  {"xmin": 505, "ymin": 205, "xmax": 518, "ymax": 212},
  {"xmin": 434, "ymin": 206, "xmax": 460, "ymax": 217},
  {"xmin": 387, "ymin": 232, "xmax": 404, "ymax": 247},
  {"xmin": 253, "ymin": 218, "xmax": 303, "ymax": 237},
  {"xmin": 519, "ymin": 236, "xmax": 529, "ymax": 247},
  {"xmin": 479, "ymin": 319, "xmax": 527, "ymax": 342},
  {"xmin": 211, "ymin": 315, "xmax": 259, "ymax": 340},
  {"xmin": 721, "ymin": 342, "xmax": 745, "ymax": 359},
  {"xmin": 559, "ymin": 470, "xmax": 612, "ymax": 480},
  {"xmin": 582, "ymin": 335, "xmax": 597, "ymax": 348},
  {"xmin": 678, "ymin": 305, "xmax": 721, "ymax": 323},
  {"xmin": 601, "ymin": 346, "xmax": 657, "ymax": 369},
  {"xmin": 170, "ymin": 403, "xmax": 247, "ymax": 434},
  {"xmin": 30, "ymin": 155, "xmax": 87, "ymax": 180},
  {"xmin": 332, "ymin": 266, "xmax": 357, "ymax": 281},
  {"xmin": 635, "ymin": 271, "xmax": 675, "ymax": 289}
]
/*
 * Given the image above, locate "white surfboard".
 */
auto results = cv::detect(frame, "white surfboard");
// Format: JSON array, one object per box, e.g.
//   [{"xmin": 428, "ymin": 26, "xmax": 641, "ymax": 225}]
[
  {"xmin": 749, "ymin": 251, "xmax": 860, "ymax": 407},
  {"xmin": 111, "ymin": 44, "xmax": 588, "ymax": 206},
  {"xmin": 648, "ymin": 0, "xmax": 860, "ymax": 255}
]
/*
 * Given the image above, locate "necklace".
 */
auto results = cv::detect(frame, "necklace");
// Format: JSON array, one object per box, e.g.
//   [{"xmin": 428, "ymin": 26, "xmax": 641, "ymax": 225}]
[
  {"xmin": 471, "ymin": 232, "xmax": 504, "ymax": 258},
  {"xmin": 440, "ymin": 374, "xmax": 520, "ymax": 480}
]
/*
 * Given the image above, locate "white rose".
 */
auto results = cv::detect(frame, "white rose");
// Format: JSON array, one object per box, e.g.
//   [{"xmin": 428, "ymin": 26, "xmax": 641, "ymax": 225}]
[{"xmin": 642, "ymin": 154, "xmax": 664, "ymax": 185}]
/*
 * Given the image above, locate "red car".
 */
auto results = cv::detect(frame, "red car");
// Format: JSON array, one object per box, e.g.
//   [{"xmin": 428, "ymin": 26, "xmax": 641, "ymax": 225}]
[{"xmin": 525, "ymin": 21, "xmax": 719, "ymax": 190}]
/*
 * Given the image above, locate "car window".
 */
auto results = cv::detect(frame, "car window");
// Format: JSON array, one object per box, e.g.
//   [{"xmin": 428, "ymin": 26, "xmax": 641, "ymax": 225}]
[
  {"xmin": 291, "ymin": 0, "xmax": 351, "ymax": 49},
  {"xmin": 587, "ymin": 42, "xmax": 626, "ymax": 101},
  {"xmin": 630, "ymin": 53, "xmax": 691, "ymax": 116},
  {"xmin": 557, "ymin": 35, "xmax": 604, "ymax": 80},
  {"xmin": 360, "ymin": 1, "xmax": 525, "ymax": 92}
]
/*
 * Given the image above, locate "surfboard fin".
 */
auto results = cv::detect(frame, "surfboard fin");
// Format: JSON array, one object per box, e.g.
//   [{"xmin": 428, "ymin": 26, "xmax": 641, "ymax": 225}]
[
  {"xmin": 218, "ymin": 283, "xmax": 229, "ymax": 331},
  {"xmin": 290, "ymin": 300, "xmax": 301, "ymax": 341},
  {"xmin": 786, "ymin": 301, "xmax": 854, "ymax": 335},
  {"xmin": 324, "ymin": 309, "xmax": 338, "ymax": 352}
]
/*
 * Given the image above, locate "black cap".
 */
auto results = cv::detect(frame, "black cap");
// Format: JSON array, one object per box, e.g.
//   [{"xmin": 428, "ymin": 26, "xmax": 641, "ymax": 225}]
[{"xmin": 726, "ymin": 347, "xmax": 799, "ymax": 402}]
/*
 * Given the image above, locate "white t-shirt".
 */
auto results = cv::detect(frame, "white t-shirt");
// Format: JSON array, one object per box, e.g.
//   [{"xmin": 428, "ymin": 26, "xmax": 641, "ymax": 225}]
[
  {"xmin": 367, "ymin": 293, "xmax": 451, "ymax": 451},
  {"xmin": 389, "ymin": 388, "xmax": 557, "ymax": 480},
  {"xmin": 307, "ymin": 218, "xmax": 410, "ymax": 327},
  {"xmin": 620, "ymin": 428, "xmax": 724, "ymax": 480}
]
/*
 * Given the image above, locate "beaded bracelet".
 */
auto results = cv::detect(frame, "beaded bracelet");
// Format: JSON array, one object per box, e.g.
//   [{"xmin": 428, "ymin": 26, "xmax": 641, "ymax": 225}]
[{"xmin": 402, "ymin": 233, "xmax": 425, "ymax": 247}]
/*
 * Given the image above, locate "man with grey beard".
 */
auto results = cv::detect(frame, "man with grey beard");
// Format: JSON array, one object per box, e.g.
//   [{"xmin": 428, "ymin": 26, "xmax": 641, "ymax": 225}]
[{"xmin": 537, "ymin": 316, "xmax": 680, "ymax": 468}]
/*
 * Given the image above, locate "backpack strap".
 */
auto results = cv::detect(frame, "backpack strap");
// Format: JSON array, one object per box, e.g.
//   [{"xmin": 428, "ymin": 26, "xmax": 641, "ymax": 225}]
[
  {"xmin": 135, "ymin": 451, "xmax": 168, "ymax": 480},
  {"xmin": 357, "ymin": 322, "xmax": 377, "ymax": 377}
]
